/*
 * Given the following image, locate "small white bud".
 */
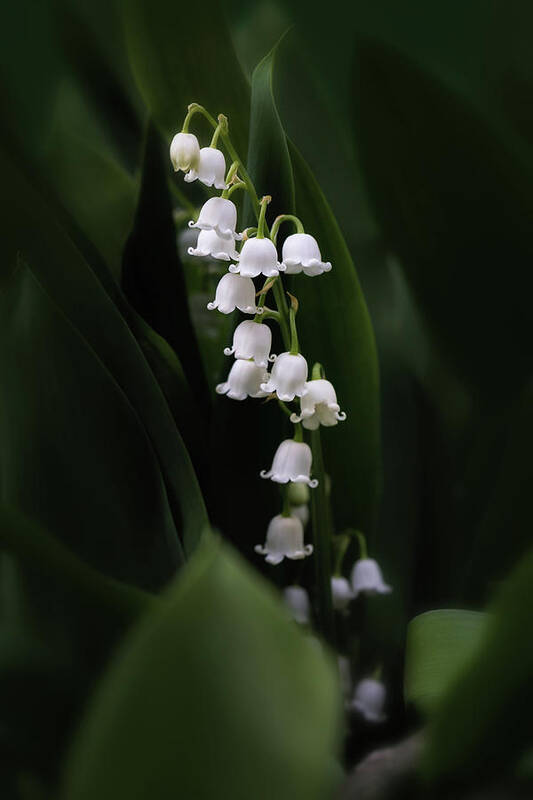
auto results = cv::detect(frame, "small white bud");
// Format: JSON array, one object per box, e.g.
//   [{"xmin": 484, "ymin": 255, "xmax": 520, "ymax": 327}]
[{"xmin": 170, "ymin": 132, "xmax": 200, "ymax": 172}]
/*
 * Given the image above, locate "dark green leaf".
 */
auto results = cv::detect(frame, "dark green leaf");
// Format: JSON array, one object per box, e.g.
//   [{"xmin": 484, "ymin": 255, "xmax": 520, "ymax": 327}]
[
  {"xmin": 62, "ymin": 538, "xmax": 342, "ymax": 800},
  {"xmin": 404, "ymin": 609, "xmax": 487, "ymax": 716}
]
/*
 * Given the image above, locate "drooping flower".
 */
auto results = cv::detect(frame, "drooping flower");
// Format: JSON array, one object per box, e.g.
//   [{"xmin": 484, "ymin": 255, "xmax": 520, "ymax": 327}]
[
  {"xmin": 260, "ymin": 352, "xmax": 308, "ymax": 401},
  {"xmin": 283, "ymin": 585, "xmax": 310, "ymax": 625},
  {"xmin": 170, "ymin": 132, "xmax": 200, "ymax": 173},
  {"xmin": 331, "ymin": 576, "xmax": 354, "ymax": 611},
  {"xmin": 290, "ymin": 379, "xmax": 346, "ymax": 430},
  {"xmin": 189, "ymin": 197, "xmax": 241, "ymax": 240},
  {"xmin": 255, "ymin": 515, "xmax": 313, "ymax": 565},
  {"xmin": 291, "ymin": 503, "xmax": 309, "ymax": 528},
  {"xmin": 281, "ymin": 233, "xmax": 332, "ymax": 276},
  {"xmin": 207, "ymin": 274, "xmax": 259, "ymax": 315},
  {"xmin": 216, "ymin": 360, "xmax": 269, "ymax": 401},
  {"xmin": 260, "ymin": 439, "xmax": 318, "ymax": 487},
  {"xmin": 223, "ymin": 321, "xmax": 273, "ymax": 368},
  {"xmin": 228, "ymin": 237, "xmax": 283, "ymax": 278},
  {"xmin": 188, "ymin": 229, "xmax": 240, "ymax": 261},
  {"xmin": 185, "ymin": 146, "xmax": 226, "ymax": 189},
  {"xmin": 349, "ymin": 678, "xmax": 387, "ymax": 723},
  {"xmin": 350, "ymin": 559, "xmax": 392, "ymax": 598}
]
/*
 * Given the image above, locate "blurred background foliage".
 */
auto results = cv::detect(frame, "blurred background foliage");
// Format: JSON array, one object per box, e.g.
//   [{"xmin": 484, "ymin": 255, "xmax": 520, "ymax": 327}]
[{"xmin": 1, "ymin": 0, "xmax": 533, "ymax": 797}]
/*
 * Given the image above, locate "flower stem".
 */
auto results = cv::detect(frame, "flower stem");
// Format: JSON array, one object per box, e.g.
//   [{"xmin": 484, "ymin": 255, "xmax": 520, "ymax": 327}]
[
  {"xmin": 270, "ymin": 214, "xmax": 305, "ymax": 244},
  {"xmin": 272, "ymin": 278, "xmax": 291, "ymax": 349},
  {"xmin": 289, "ymin": 303, "xmax": 299, "ymax": 355},
  {"xmin": 310, "ymin": 428, "xmax": 335, "ymax": 645},
  {"xmin": 355, "ymin": 530, "xmax": 368, "ymax": 559},
  {"xmin": 256, "ymin": 195, "xmax": 271, "ymax": 239},
  {"xmin": 333, "ymin": 534, "xmax": 350, "ymax": 576},
  {"xmin": 312, "ymin": 362, "xmax": 325, "ymax": 381}
]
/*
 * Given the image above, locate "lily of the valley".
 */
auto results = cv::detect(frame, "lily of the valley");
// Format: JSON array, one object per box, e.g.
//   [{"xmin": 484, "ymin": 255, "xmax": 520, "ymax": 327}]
[
  {"xmin": 281, "ymin": 233, "xmax": 332, "ymax": 276},
  {"xmin": 170, "ymin": 132, "xmax": 200, "ymax": 173},
  {"xmin": 290, "ymin": 378, "xmax": 346, "ymax": 429},
  {"xmin": 331, "ymin": 576, "xmax": 354, "ymax": 611},
  {"xmin": 185, "ymin": 146, "xmax": 226, "ymax": 189},
  {"xmin": 350, "ymin": 558, "xmax": 392, "ymax": 598},
  {"xmin": 216, "ymin": 360, "xmax": 269, "ymax": 401},
  {"xmin": 229, "ymin": 237, "xmax": 283, "ymax": 278},
  {"xmin": 188, "ymin": 229, "xmax": 240, "ymax": 261},
  {"xmin": 255, "ymin": 514, "xmax": 313, "ymax": 564},
  {"xmin": 260, "ymin": 439, "xmax": 318, "ymax": 487},
  {"xmin": 207, "ymin": 274, "xmax": 259, "ymax": 315},
  {"xmin": 260, "ymin": 352, "xmax": 308, "ymax": 401},
  {"xmin": 223, "ymin": 320, "xmax": 273, "ymax": 368},
  {"xmin": 189, "ymin": 197, "xmax": 241, "ymax": 240},
  {"xmin": 349, "ymin": 678, "xmax": 387, "ymax": 724},
  {"xmin": 283, "ymin": 585, "xmax": 310, "ymax": 624}
]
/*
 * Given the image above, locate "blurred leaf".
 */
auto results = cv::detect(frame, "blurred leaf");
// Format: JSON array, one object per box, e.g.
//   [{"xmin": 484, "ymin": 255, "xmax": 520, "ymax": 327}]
[
  {"xmin": 404, "ymin": 609, "xmax": 487, "ymax": 716},
  {"xmin": 422, "ymin": 547, "xmax": 533, "ymax": 783},
  {"xmin": 352, "ymin": 38, "xmax": 533, "ymax": 401},
  {"xmin": 122, "ymin": 0, "xmax": 250, "ymax": 154},
  {"xmin": 62, "ymin": 537, "xmax": 342, "ymax": 800},
  {"xmin": 1, "ymin": 146, "xmax": 208, "ymax": 559}
]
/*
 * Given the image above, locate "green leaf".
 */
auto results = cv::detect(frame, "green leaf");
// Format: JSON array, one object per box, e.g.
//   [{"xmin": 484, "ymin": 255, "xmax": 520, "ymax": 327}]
[
  {"xmin": 62, "ymin": 538, "xmax": 342, "ymax": 800},
  {"xmin": 404, "ymin": 609, "xmax": 487, "ymax": 716},
  {"xmin": 422, "ymin": 547, "xmax": 533, "ymax": 783},
  {"xmin": 352, "ymin": 38, "xmax": 533, "ymax": 401},
  {"xmin": 1, "ymin": 145, "xmax": 208, "ymax": 559},
  {"xmin": 122, "ymin": 0, "xmax": 250, "ymax": 155}
]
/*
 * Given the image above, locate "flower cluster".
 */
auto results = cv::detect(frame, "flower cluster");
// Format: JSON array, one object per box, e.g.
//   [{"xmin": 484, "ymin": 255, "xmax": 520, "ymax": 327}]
[
  {"xmin": 171, "ymin": 104, "xmax": 345, "ymax": 570},
  {"xmin": 171, "ymin": 104, "xmax": 389, "ymax": 725}
]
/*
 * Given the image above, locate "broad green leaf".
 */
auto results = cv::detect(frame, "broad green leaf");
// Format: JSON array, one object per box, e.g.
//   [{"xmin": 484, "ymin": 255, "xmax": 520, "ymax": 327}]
[
  {"xmin": 422, "ymin": 547, "xmax": 533, "ymax": 783},
  {"xmin": 62, "ymin": 538, "xmax": 342, "ymax": 800},
  {"xmin": 351, "ymin": 38, "xmax": 533, "ymax": 401},
  {"xmin": 1, "ymin": 146, "xmax": 208, "ymax": 558},
  {"xmin": 404, "ymin": 609, "xmax": 487, "ymax": 715},
  {"xmin": 122, "ymin": 0, "xmax": 250, "ymax": 155}
]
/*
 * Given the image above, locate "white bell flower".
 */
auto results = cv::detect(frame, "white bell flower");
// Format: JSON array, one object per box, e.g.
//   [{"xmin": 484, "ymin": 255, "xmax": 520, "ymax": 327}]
[
  {"xmin": 283, "ymin": 585, "xmax": 310, "ymax": 625},
  {"xmin": 228, "ymin": 237, "xmax": 283, "ymax": 278},
  {"xmin": 223, "ymin": 320, "xmax": 274, "ymax": 368},
  {"xmin": 207, "ymin": 274, "xmax": 259, "ymax": 315},
  {"xmin": 216, "ymin": 360, "xmax": 269, "ymax": 401},
  {"xmin": 290, "ymin": 379, "xmax": 346, "ymax": 430},
  {"xmin": 260, "ymin": 352, "xmax": 308, "ymax": 401},
  {"xmin": 184, "ymin": 146, "xmax": 226, "ymax": 189},
  {"xmin": 189, "ymin": 197, "xmax": 241, "ymax": 241},
  {"xmin": 260, "ymin": 439, "xmax": 318, "ymax": 488},
  {"xmin": 188, "ymin": 229, "xmax": 240, "ymax": 261},
  {"xmin": 255, "ymin": 514, "xmax": 313, "ymax": 565},
  {"xmin": 349, "ymin": 678, "xmax": 387, "ymax": 723},
  {"xmin": 170, "ymin": 132, "xmax": 201, "ymax": 173},
  {"xmin": 291, "ymin": 503, "xmax": 309, "ymax": 528},
  {"xmin": 350, "ymin": 558, "xmax": 392, "ymax": 598},
  {"xmin": 331, "ymin": 576, "xmax": 354, "ymax": 611},
  {"xmin": 281, "ymin": 233, "xmax": 332, "ymax": 276}
]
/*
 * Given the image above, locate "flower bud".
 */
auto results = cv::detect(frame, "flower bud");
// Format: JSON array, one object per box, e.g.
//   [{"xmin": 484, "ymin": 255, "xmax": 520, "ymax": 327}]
[
  {"xmin": 287, "ymin": 482, "xmax": 310, "ymax": 506},
  {"xmin": 290, "ymin": 379, "xmax": 346, "ymax": 430},
  {"xmin": 281, "ymin": 233, "xmax": 332, "ymax": 276},
  {"xmin": 224, "ymin": 320, "xmax": 273, "ymax": 368},
  {"xmin": 185, "ymin": 146, "xmax": 226, "ymax": 189},
  {"xmin": 283, "ymin": 585, "xmax": 310, "ymax": 625},
  {"xmin": 349, "ymin": 678, "xmax": 387, "ymax": 723},
  {"xmin": 207, "ymin": 274, "xmax": 259, "ymax": 315},
  {"xmin": 260, "ymin": 439, "xmax": 318, "ymax": 488},
  {"xmin": 216, "ymin": 360, "xmax": 269, "ymax": 401},
  {"xmin": 291, "ymin": 504, "xmax": 309, "ymax": 528},
  {"xmin": 170, "ymin": 132, "xmax": 200, "ymax": 172},
  {"xmin": 260, "ymin": 352, "xmax": 308, "ymax": 402},
  {"xmin": 228, "ymin": 237, "xmax": 283, "ymax": 278},
  {"xmin": 350, "ymin": 558, "xmax": 392, "ymax": 598},
  {"xmin": 331, "ymin": 576, "xmax": 354, "ymax": 611},
  {"xmin": 255, "ymin": 515, "xmax": 313, "ymax": 565}
]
